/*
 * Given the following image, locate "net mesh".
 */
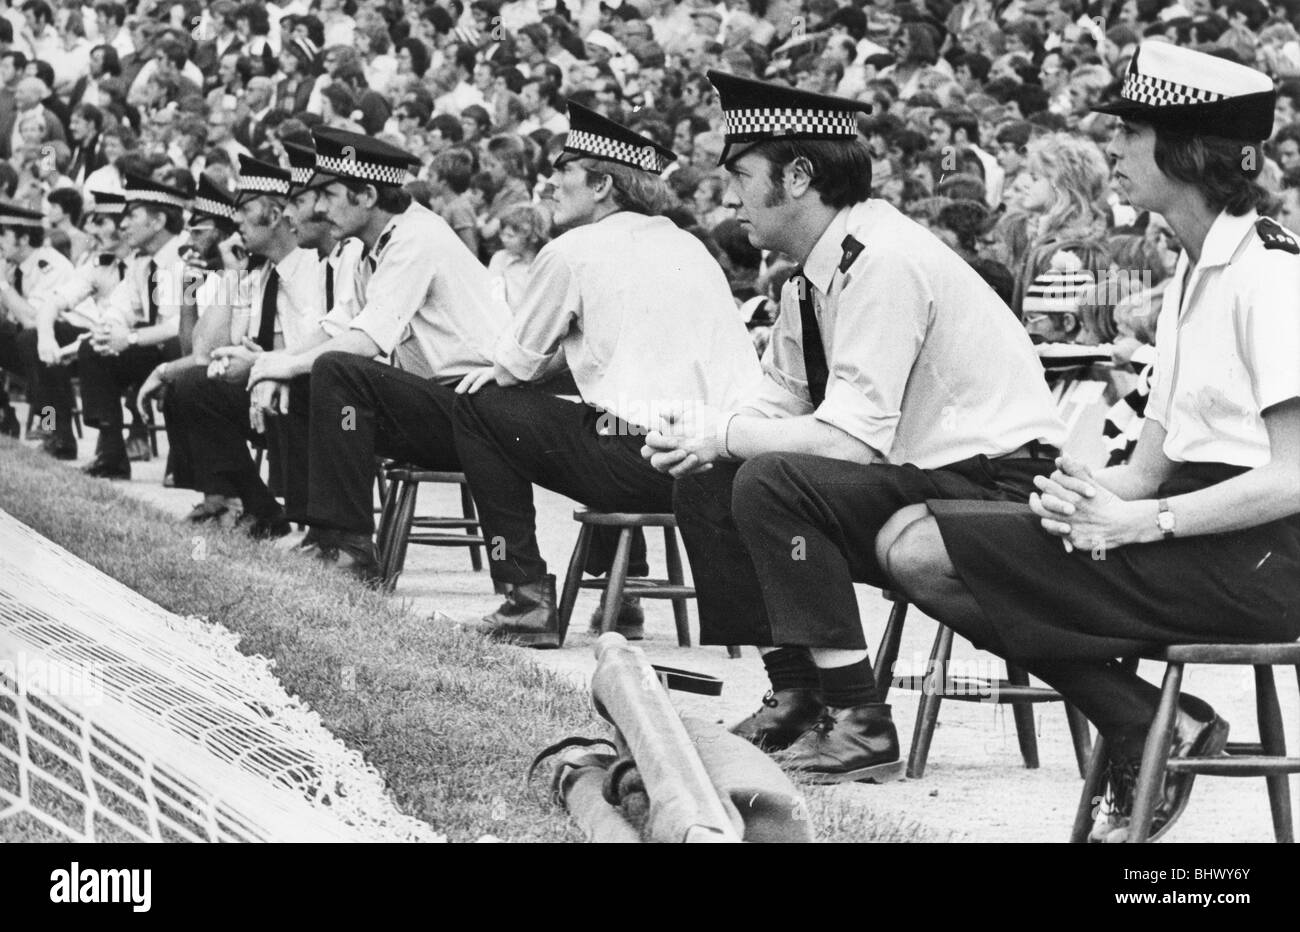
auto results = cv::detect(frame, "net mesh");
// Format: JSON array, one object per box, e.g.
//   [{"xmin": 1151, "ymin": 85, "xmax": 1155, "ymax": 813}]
[{"xmin": 0, "ymin": 508, "xmax": 442, "ymax": 843}]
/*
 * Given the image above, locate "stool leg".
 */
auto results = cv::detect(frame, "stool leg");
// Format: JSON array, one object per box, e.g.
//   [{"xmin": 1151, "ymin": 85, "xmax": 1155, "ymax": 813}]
[
  {"xmin": 384, "ymin": 481, "xmax": 418, "ymax": 593},
  {"xmin": 557, "ymin": 525, "xmax": 595, "ymax": 646},
  {"xmin": 907, "ymin": 624, "xmax": 954, "ymax": 779},
  {"xmin": 460, "ymin": 481, "xmax": 484, "ymax": 572},
  {"xmin": 1006, "ymin": 663, "xmax": 1040, "ymax": 770},
  {"xmin": 1128, "ymin": 662, "xmax": 1183, "ymax": 842},
  {"xmin": 663, "ymin": 526, "xmax": 691, "ymax": 647},
  {"xmin": 600, "ymin": 529, "xmax": 635, "ymax": 634},
  {"xmin": 1254, "ymin": 665, "xmax": 1294, "ymax": 843},
  {"xmin": 1065, "ymin": 704, "xmax": 1094, "ymax": 779},
  {"xmin": 1070, "ymin": 732, "xmax": 1110, "ymax": 843},
  {"xmin": 874, "ymin": 598, "xmax": 908, "ymax": 702},
  {"xmin": 375, "ymin": 473, "xmax": 401, "ymax": 576}
]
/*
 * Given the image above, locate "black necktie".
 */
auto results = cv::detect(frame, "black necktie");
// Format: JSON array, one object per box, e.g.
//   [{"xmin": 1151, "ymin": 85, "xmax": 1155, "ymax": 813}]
[
  {"xmin": 256, "ymin": 266, "xmax": 280, "ymax": 351},
  {"xmin": 145, "ymin": 259, "xmax": 158, "ymax": 325},
  {"xmin": 324, "ymin": 260, "xmax": 334, "ymax": 311},
  {"xmin": 793, "ymin": 270, "xmax": 829, "ymax": 408},
  {"xmin": 13, "ymin": 265, "xmax": 22, "ymax": 297}
]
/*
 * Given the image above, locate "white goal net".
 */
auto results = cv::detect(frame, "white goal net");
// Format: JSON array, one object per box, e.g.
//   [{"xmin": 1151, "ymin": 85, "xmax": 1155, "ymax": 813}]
[{"xmin": 0, "ymin": 508, "xmax": 441, "ymax": 843}]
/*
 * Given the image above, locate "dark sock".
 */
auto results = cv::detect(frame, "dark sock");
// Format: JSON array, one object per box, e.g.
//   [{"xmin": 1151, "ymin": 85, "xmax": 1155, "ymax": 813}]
[
  {"xmin": 762, "ymin": 647, "xmax": 820, "ymax": 692},
  {"xmin": 817, "ymin": 657, "xmax": 880, "ymax": 708}
]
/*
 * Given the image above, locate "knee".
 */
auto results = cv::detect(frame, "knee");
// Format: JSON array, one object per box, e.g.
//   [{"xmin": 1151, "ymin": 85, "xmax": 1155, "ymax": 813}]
[
  {"xmin": 875, "ymin": 503, "xmax": 932, "ymax": 579},
  {"xmin": 672, "ymin": 460, "xmax": 738, "ymax": 519},
  {"xmin": 167, "ymin": 365, "xmax": 207, "ymax": 408},
  {"xmin": 16, "ymin": 328, "xmax": 36, "ymax": 356},
  {"xmin": 885, "ymin": 515, "xmax": 948, "ymax": 601},
  {"xmin": 731, "ymin": 453, "xmax": 804, "ymax": 531},
  {"xmin": 310, "ymin": 350, "xmax": 354, "ymax": 385}
]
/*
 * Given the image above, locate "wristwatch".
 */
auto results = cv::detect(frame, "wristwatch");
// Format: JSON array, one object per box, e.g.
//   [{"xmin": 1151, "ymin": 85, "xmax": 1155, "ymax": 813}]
[
  {"xmin": 1156, "ymin": 498, "xmax": 1175, "ymax": 539},
  {"xmin": 128, "ymin": 330, "xmax": 139, "ymax": 347}
]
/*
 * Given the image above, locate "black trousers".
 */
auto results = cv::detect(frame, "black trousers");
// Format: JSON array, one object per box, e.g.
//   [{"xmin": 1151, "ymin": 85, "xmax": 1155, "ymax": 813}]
[
  {"xmin": 16, "ymin": 321, "xmax": 88, "ymax": 440},
  {"xmin": 77, "ymin": 338, "xmax": 179, "ymax": 460},
  {"xmin": 266, "ymin": 374, "xmax": 312, "ymax": 523},
  {"xmin": 673, "ymin": 452, "xmax": 1055, "ymax": 649},
  {"xmin": 306, "ymin": 352, "xmax": 460, "ymax": 535},
  {"xmin": 453, "ymin": 384, "xmax": 672, "ymax": 587},
  {"xmin": 0, "ymin": 320, "xmax": 26, "ymax": 410}
]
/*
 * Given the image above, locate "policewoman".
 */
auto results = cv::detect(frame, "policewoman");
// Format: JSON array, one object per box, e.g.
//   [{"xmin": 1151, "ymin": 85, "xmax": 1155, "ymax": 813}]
[{"xmin": 880, "ymin": 42, "xmax": 1300, "ymax": 842}]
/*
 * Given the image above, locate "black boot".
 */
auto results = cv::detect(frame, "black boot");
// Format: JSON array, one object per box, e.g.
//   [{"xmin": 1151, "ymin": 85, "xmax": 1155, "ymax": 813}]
[
  {"xmin": 731, "ymin": 688, "xmax": 825, "ymax": 751},
  {"xmin": 587, "ymin": 595, "xmax": 644, "ymax": 640},
  {"xmin": 473, "ymin": 575, "xmax": 560, "ymax": 649},
  {"xmin": 314, "ymin": 530, "xmax": 382, "ymax": 585},
  {"xmin": 783, "ymin": 703, "xmax": 902, "ymax": 784}
]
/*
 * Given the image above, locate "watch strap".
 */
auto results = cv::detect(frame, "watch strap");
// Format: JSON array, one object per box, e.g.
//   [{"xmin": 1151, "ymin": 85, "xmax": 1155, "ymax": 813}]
[{"xmin": 1158, "ymin": 497, "xmax": 1174, "ymax": 539}]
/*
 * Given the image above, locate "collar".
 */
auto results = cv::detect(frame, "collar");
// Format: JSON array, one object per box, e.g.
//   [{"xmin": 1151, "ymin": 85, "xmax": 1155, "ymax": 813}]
[
  {"xmin": 1194, "ymin": 208, "xmax": 1257, "ymax": 270},
  {"xmin": 802, "ymin": 207, "xmax": 851, "ymax": 295},
  {"xmin": 148, "ymin": 233, "xmax": 188, "ymax": 266}
]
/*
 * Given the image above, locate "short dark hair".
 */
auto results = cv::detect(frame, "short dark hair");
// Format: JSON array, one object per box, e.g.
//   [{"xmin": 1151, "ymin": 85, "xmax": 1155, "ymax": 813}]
[
  {"xmin": 47, "ymin": 187, "xmax": 83, "ymax": 225},
  {"xmin": 339, "ymin": 176, "xmax": 412, "ymax": 214},
  {"xmin": 744, "ymin": 138, "xmax": 873, "ymax": 210},
  {"xmin": 21, "ymin": 1, "xmax": 53, "ymax": 26},
  {"xmin": 139, "ymin": 203, "xmax": 185, "ymax": 234},
  {"xmin": 2, "ymin": 49, "xmax": 28, "ymax": 71},
  {"xmin": 932, "ymin": 108, "xmax": 980, "ymax": 146},
  {"xmin": 93, "ymin": 1, "xmax": 126, "ymax": 26},
  {"xmin": 434, "ymin": 147, "xmax": 475, "ymax": 193},
  {"xmin": 1144, "ymin": 122, "xmax": 1270, "ymax": 216},
  {"xmin": 428, "ymin": 112, "xmax": 463, "ymax": 142},
  {"xmin": 73, "ymin": 102, "xmax": 104, "ymax": 132}
]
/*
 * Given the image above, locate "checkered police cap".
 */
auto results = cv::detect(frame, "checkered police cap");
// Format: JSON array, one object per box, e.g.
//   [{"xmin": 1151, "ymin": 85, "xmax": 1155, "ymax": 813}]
[
  {"xmin": 554, "ymin": 102, "xmax": 677, "ymax": 174},
  {"xmin": 122, "ymin": 173, "xmax": 190, "ymax": 211},
  {"xmin": 1093, "ymin": 41, "xmax": 1276, "ymax": 140},
  {"xmin": 87, "ymin": 190, "xmax": 126, "ymax": 216},
  {"xmin": 311, "ymin": 126, "xmax": 420, "ymax": 188},
  {"xmin": 237, "ymin": 155, "xmax": 293, "ymax": 203},
  {"xmin": 707, "ymin": 70, "xmax": 871, "ymax": 166},
  {"xmin": 0, "ymin": 200, "xmax": 44, "ymax": 229},
  {"xmin": 283, "ymin": 140, "xmax": 318, "ymax": 188},
  {"xmin": 192, "ymin": 174, "xmax": 238, "ymax": 223}
]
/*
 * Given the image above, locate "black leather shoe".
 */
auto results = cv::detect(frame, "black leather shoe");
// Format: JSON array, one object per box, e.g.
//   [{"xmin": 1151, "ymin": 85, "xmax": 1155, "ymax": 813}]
[
  {"xmin": 469, "ymin": 575, "xmax": 560, "ymax": 648},
  {"xmin": 587, "ymin": 595, "xmax": 644, "ymax": 640},
  {"xmin": 731, "ymin": 688, "xmax": 825, "ymax": 752},
  {"xmin": 0, "ymin": 406, "xmax": 19, "ymax": 438},
  {"xmin": 315, "ymin": 531, "xmax": 382, "ymax": 585},
  {"xmin": 1090, "ymin": 712, "xmax": 1230, "ymax": 843},
  {"xmin": 182, "ymin": 496, "xmax": 235, "ymax": 524},
  {"xmin": 81, "ymin": 457, "xmax": 131, "ymax": 479},
  {"xmin": 782, "ymin": 703, "xmax": 902, "ymax": 784},
  {"xmin": 237, "ymin": 510, "xmax": 292, "ymax": 541},
  {"xmin": 41, "ymin": 436, "xmax": 77, "ymax": 460}
]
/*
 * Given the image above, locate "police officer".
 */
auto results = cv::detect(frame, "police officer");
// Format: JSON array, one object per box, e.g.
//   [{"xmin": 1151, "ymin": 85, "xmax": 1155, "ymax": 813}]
[
  {"xmin": 453, "ymin": 102, "xmax": 763, "ymax": 648},
  {"xmin": 0, "ymin": 201, "xmax": 74, "ymax": 439},
  {"xmin": 138, "ymin": 173, "xmax": 247, "ymax": 523},
  {"xmin": 882, "ymin": 42, "xmax": 1300, "ymax": 842},
  {"xmin": 244, "ymin": 127, "xmax": 511, "ymax": 579},
  {"xmin": 644, "ymin": 73, "xmax": 1065, "ymax": 781},
  {"xmin": 170, "ymin": 156, "xmax": 328, "ymax": 538},
  {"xmin": 76, "ymin": 174, "xmax": 189, "ymax": 479},
  {"xmin": 11, "ymin": 192, "xmax": 128, "ymax": 459}
]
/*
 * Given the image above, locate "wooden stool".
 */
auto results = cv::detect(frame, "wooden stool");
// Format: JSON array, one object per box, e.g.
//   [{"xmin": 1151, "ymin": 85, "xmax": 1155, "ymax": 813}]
[
  {"xmin": 376, "ymin": 467, "xmax": 485, "ymax": 591},
  {"xmin": 556, "ymin": 511, "xmax": 716, "ymax": 652},
  {"xmin": 1069, "ymin": 643, "xmax": 1300, "ymax": 843},
  {"xmin": 873, "ymin": 592, "xmax": 1093, "ymax": 778}
]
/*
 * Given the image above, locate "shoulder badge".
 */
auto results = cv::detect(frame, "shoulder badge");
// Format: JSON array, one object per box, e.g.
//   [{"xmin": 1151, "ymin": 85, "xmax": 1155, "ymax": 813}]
[
  {"xmin": 374, "ymin": 227, "xmax": 395, "ymax": 259},
  {"xmin": 839, "ymin": 235, "xmax": 864, "ymax": 274},
  {"xmin": 1256, "ymin": 217, "xmax": 1299, "ymax": 254}
]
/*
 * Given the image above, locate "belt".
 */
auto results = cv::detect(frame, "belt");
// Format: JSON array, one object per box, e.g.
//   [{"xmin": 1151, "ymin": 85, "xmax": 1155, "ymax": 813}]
[{"xmin": 999, "ymin": 440, "xmax": 1061, "ymax": 461}]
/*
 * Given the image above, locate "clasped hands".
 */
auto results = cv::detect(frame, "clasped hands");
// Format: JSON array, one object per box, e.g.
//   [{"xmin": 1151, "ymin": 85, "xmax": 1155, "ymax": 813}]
[
  {"xmin": 642, "ymin": 403, "xmax": 727, "ymax": 478},
  {"xmin": 1030, "ymin": 455, "xmax": 1150, "ymax": 554}
]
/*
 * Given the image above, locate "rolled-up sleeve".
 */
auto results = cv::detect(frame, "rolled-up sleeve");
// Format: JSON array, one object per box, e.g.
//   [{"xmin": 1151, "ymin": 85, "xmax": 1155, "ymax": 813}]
[
  {"xmin": 494, "ymin": 244, "xmax": 579, "ymax": 381},
  {"xmin": 1240, "ymin": 258, "xmax": 1300, "ymax": 413},
  {"xmin": 809, "ymin": 252, "xmax": 927, "ymax": 456},
  {"xmin": 348, "ymin": 233, "xmax": 435, "ymax": 354}
]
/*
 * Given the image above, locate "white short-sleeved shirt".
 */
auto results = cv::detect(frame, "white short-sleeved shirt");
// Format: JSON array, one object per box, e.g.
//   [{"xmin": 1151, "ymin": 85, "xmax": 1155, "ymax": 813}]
[
  {"xmin": 348, "ymin": 203, "xmax": 510, "ymax": 383},
  {"xmin": 494, "ymin": 211, "xmax": 764, "ymax": 433},
  {"xmin": 232, "ymin": 248, "xmax": 327, "ymax": 353},
  {"xmin": 1146, "ymin": 210, "xmax": 1300, "ymax": 468},
  {"xmin": 16, "ymin": 246, "xmax": 74, "ymax": 303},
  {"xmin": 747, "ymin": 199, "xmax": 1065, "ymax": 470},
  {"xmin": 104, "ymin": 235, "xmax": 188, "ymax": 329},
  {"xmin": 319, "ymin": 237, "xmax": 366, "ymax": 338}
]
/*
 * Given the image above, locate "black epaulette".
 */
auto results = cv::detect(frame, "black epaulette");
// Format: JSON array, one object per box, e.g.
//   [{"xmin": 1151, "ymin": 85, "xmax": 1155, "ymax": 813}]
[
  {"xmin": 374, "ymin": 227, "xmax": 395, "ymax": 259},
  {"xmin": 37, "ymin": 259, "xmax": 48, "ymax": 269},
  {"xmin": 839, "ymin": 234, "xmax": 864, "ymax": 274},
  {"xmin": 1256, "ymin": 217, "xmax": 1299, "ymax": 254}
]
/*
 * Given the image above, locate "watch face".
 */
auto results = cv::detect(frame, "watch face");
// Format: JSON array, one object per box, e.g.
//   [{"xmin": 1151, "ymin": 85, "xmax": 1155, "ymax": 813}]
[{"xmin": 1158, "ymin": 511, "xmax": 1175, "ymax": 531}]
